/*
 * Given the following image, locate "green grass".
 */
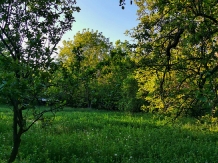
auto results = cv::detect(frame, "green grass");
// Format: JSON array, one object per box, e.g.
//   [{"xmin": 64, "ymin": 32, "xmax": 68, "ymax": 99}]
[{"xmin": 1, "ymin": 106, "xmax": 218, "ymax": 163}]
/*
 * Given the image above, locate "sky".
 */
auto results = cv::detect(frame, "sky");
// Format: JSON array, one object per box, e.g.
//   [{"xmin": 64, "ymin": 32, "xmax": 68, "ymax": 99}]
[{"xmin": 58, "ymin": 0, "xmax": 139, "ymax": 47}]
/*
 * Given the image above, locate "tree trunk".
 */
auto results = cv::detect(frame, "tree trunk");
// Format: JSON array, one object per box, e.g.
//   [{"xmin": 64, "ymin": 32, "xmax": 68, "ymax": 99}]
[{"xmin": 8, "ymin": 102, "xmax": 22, "ymax": 163}]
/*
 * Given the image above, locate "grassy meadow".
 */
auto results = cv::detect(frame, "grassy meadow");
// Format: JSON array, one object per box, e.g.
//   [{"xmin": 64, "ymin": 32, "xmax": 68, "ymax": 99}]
[{"xmin": 1, "ymin": 106, "xmax": 218, "ymax": 163}]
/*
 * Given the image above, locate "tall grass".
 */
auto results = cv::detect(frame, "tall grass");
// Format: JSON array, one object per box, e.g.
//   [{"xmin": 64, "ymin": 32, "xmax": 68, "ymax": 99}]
[{"xmin": 1, "ymin": 106, "xmax": 218, "ymax": 163}]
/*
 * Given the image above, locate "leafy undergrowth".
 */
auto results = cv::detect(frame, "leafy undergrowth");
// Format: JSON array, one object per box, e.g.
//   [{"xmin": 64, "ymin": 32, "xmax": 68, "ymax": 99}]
[{"xmin": 1, "ymin": 107, "xmax": 218, "ymax": 163}]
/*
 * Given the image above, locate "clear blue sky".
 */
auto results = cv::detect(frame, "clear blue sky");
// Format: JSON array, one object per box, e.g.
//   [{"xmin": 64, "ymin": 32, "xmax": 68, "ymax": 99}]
[{"xmin": 59, "ymin": 0, "xmax": 139, "ymax": 46}]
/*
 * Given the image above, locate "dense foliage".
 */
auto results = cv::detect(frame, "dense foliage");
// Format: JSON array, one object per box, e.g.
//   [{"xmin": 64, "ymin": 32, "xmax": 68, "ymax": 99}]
[
  {"xmin": 55, "ymin": 1, "xmax": 218, "ymax": 118},
  {"xmin": 1, "ymin": 0, "xmax": 218, "ymax": 162},
  {"xmin": 57, "ymin": 30, "xmax": 146, "ymax": 112},
  {"xmin": 58, "ymin": 0, "xmax": 218, "ymax": 117},
  {"xmin": 126, "ymin": 0, "xmax": 218, "ymax": 117}
]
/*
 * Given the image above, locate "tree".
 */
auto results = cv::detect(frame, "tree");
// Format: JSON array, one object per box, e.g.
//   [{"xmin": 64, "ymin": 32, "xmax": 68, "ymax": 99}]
[
  {"xmin": 58, "ymin": 29, "xmax": 112, "ymax": 108},
  {"xmin": 93, "ymin": 40, "xmax": 132, "ymax": 110},
  {"xmin": 58, "ymin": 32, "xmax": 143, "ymax": 111},
  {"xmin": 129, "ymin": 0, "xmax": 218, "ymax": 117},
  {"xmin": 88, "ymin": 39, "xmax": 144, "ymax": 111},
  {"xmin": 0, "ymin": 0, "xmax": 80, "ymax": 162},
  {"xmin": 102, "ymin": 40, "xmax": 143, "ymax": 112}
]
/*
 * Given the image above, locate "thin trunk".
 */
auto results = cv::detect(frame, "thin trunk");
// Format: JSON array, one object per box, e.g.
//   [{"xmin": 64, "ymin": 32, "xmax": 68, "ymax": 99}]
[{"xmin": 8, "ymin": 102, "xmax": 22, "ymax": 163}]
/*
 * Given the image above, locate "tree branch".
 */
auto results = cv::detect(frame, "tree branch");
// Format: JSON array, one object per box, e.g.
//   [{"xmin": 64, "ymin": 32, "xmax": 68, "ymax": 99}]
[
  {"xmin": 196, "ymin": 13, "xmax": 218, "ymax": 24},
  {"xmin": 166, "ymin": 28, "xmax": 184, "ymax": 70}
]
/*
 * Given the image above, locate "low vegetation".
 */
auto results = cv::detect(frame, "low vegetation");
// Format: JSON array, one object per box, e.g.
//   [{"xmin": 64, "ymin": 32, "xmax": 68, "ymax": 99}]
[{"xmin": 1, "ymin": 106, "xmax": 218, "ymax": 163}]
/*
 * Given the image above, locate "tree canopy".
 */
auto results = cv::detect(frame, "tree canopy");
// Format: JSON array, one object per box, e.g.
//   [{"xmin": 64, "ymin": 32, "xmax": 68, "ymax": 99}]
[
  {"xmin": 128, "ymin": 0, "xmax": 218, "ymax": 116},
  {"xmin": 58, "ymin": 29, "xmax": 112, "ymax": 108},
  {"xmin": 1, "ymin": 0, "xmax": 218, "ymax": 162},
  {"xmin": 0, "ymin": 0, "xmax": 80, "ymax": 162}
]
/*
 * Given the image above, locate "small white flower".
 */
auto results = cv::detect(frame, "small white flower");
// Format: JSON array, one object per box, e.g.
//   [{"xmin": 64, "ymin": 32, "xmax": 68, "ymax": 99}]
[{"xmin": 114, "ymin": 154, "xmax": 117, "ymax": 156}]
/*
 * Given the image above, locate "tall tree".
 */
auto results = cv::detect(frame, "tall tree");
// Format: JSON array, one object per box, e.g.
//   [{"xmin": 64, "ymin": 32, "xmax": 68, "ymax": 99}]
[
  {"xmin": 93, "ymin": 40, "xmax": 133, "ymax": 110},
  {"xmin": 58, "ymin": 29, "xmax": 112, "ymax": 108},
  {"xmin": 0, "ymin": 0, "xmax": 80, "ymax": 162},
  {"xmin": 130, "ymin": 0, "xmax": 218, "ymax": 116}
]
